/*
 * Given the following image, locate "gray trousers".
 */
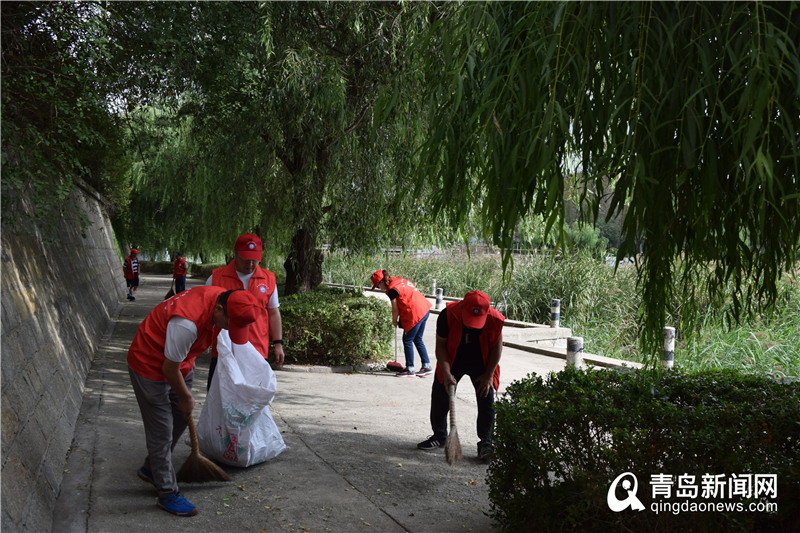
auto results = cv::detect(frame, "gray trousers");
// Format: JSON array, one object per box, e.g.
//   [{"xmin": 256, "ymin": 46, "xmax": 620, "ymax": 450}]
[{"xmin": 128, "ymin": 366, "xmax": 193, "ymax": 499}]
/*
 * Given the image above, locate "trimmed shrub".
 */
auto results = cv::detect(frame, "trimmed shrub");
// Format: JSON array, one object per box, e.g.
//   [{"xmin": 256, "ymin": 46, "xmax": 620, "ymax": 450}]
[
  {"xmin": 489, "ymin": 368, "xmax": 800, "ymax": 532},
  {"xmin": 191, "ymin": 262, "xmax": 224, "ymax": 279},
  {"xmin": 138, "ymin": 260, "xmax": 194, "ymax": 275},
  {"xmin": 280, "ymin": 286, "xmax": 392, "ymax": 367}
]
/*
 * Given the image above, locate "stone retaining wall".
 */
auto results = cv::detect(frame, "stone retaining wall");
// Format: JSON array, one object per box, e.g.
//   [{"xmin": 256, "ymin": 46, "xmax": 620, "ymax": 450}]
[{"xmin": 1, "ymin": 185, "xmax": 126, "ymax": 532}]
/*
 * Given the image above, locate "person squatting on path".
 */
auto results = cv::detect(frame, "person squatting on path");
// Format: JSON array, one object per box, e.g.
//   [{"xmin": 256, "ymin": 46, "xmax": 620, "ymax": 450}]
[
  {"xmin": 205, "ymin": 233, "xmax": 284, "ymax": 390},
  {"xmin": 371, "ymin": 270, "xmax": 433, "ymax": 377},
  {"xmin": 173, "ymin": 252, "xmax": 188, "ymax": 294},
  {"xmin": 417, "ymin": 290, "xmax": 504, "ymax": 461},
  {"xmin": 124, "ymin": 248, "xmax": 141, "ymax": 301},
  {"xmin": 127, "ymin": 286, "xmax": 260, "ymax": 516}
]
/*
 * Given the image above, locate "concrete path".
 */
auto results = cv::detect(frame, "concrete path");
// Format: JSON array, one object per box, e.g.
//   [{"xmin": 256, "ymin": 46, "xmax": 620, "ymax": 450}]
[{"xmin": 52, "ymin": 274, "xmax": 568, "ymax": 533}]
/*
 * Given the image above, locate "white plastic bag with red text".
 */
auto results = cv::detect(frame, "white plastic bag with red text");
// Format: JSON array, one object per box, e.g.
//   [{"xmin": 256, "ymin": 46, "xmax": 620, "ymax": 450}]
[{"xmin": 197, "ymin": 329, "xmax": 286, "ymax": 467}]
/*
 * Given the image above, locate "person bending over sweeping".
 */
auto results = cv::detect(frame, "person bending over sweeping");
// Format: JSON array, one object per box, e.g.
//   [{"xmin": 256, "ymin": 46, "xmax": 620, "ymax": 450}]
[
  {"xmin": 371, "ymin": 270, "xmax": 433, "ymax": 377},
  {"xmin": 126, "ymin": 286, "xmax": 259, "ymax": 516},
  {"xmin": 417, "ymin": 290, "xmax": 504, "ymax": 461}
]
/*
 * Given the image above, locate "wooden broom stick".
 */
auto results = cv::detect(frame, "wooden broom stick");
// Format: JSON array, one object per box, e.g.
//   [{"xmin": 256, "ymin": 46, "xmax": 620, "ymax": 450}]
[{"xmin": 445, "ymin": 383, "xmax": 463, "ymax": 465}]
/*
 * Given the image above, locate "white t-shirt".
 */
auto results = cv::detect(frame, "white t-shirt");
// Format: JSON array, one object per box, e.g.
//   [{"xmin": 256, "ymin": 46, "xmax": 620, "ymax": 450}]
[
  {"xmin": 164, "ymin": 317, "xmax": 198, "ymax": 362},
  {"xmin": 205, "ymin": 272, "xmax": 279, "ymax": 308}
]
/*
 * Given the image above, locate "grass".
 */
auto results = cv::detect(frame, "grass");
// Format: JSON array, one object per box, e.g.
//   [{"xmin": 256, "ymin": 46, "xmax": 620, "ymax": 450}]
[{"xmin": 322, "ymin": 250, "xmax": 800, "ymax": 378}]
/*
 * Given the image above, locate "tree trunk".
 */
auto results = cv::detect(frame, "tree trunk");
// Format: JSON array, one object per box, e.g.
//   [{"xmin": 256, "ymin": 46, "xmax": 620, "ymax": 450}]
[{"xmin": 283, "ymin": 226, "xmax": 323, "ymax": 295}]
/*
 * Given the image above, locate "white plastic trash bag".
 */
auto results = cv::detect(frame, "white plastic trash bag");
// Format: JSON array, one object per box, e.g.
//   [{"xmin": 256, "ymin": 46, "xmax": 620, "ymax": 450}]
[{"xmin": 197, "ymin": 329, "xmax": 286, "ymax": 467}]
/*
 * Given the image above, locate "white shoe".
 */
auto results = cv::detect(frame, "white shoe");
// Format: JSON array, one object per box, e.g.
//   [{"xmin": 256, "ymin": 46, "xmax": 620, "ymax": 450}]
[{"xmin": 184, "ymin": 436, "xmax": 191, "ymax": 447}]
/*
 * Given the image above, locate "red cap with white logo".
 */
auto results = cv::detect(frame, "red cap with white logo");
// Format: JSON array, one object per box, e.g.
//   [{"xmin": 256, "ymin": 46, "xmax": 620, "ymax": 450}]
[
  {"xmin": 461, "ymin": 290, "xmax": 491, "ymax": 329},
  {"xmin": 234, "ymin": 233, "xmax": 262, "ymax": 261}
]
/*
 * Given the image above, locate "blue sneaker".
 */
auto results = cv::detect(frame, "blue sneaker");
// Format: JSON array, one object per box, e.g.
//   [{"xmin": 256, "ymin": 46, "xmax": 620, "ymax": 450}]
[
  {"xmin": 157, "ymin": 492, "xmax": 198, "ymax": 516},
  {"xmin": 137, "ymin": 467, "xmax": 155, "ymax": 486}
]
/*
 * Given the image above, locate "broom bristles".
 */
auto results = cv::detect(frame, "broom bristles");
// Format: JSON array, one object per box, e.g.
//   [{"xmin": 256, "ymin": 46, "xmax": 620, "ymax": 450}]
[
  {"xmin": 164, "ymin": 289, "xmax": 175, "ymax": 300},
  {"xmin": 445, "ymin": 383, "xmax": 463, "ymax": 465},
  {"xmin": 176, "ymin": 414, "xmax": 232, "ymax": 483}
]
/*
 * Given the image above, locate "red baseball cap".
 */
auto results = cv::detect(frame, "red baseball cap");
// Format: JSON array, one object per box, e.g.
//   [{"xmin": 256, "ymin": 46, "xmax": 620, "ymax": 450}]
[
  {"xmin": 462, "ymin": 290, "xmax": 491, "ymax": 329},
  {"xmin": 370, "ymin": 270, "xmax": 385, "ymax": 290},
  {"xmin": 234, "ymin": 233, "xmax": 262, "ymax": 261},
  {"xmin": 130, "ymin": 248, "xmax": 140, "ymax": 254},
  {"xmin": 227, "ymin": 290, "xmax": 259, "ymax": 344}
]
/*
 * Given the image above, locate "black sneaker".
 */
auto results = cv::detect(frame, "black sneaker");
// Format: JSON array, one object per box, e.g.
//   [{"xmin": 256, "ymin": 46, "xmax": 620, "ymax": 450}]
[
  {"xmin": 417, "ymin": 436, "xmax": 446, "ymax": 450},
  {"xmin": 395, "ymin": 368, "xmax": 415, "ymax": 378},
  {"xmin": 416, "ymin": 367, "xmax": 433, "ymax": 377},
  {"xmin": 478, "ymin": 442, "xmax": 492, "ymax": 461}
]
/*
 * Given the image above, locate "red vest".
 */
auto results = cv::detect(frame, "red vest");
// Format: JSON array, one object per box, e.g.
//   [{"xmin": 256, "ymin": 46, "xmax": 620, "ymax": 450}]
[
  {"xmin": 124, "ymin": 256, "xmax": 139, "ymax": 279},
  {"xmin": 127, "ymin": 286, "xmax": 226, "ymax": 381},
  {"xmin": 435, "ymin": 301, "xmax": 504, "ymax": 389},
  {"xmin": 388, "ymin": 277, "xmax": 432, "ymax": 331},
  {"xmin": 174, "ymin": 257, "xmax": 188, "ymax": 278},
  {"xmin": 210, "ymin": 261, "xmax": 276, "ymax": 359}
]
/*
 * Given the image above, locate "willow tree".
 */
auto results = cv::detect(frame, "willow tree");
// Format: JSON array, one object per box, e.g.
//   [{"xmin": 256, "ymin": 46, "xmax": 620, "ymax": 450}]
[
  {"xmin": 417, "ymin": 2, "xmax": 800, "ymax": 359},
  {"xmin": 1, "ymin": 2, "xmax": 129, "ymax": 239},
  {"xmin": 110, "ymin": 2, "xmax": 435, "ymax": 292}
]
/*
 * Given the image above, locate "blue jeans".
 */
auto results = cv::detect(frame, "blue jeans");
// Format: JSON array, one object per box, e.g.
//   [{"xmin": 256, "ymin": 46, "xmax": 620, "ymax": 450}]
[
  {"xmin": 402, "ymin": 311, "xmax": 431, "ymax": 371},
  {"xmin": 175, "ymin": 276, "xmax": 186, "ymax": 294}
]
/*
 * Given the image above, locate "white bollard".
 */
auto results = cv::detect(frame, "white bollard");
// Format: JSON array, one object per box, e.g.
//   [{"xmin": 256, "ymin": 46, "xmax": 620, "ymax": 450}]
[
  {"xmin": 550, "ymin": 299, "xmax": 561, "ymax": 328},
  {"xmin": 431, "ymin": 279, "xmax": 437, "ymax": 297},
  {"xmin": 662, "ymin": 327, "xmax": 675, "ymax": 370},
  {"xmin": 327, "ymin": 271, "xmax": 332, "ymax": 283},
  {"xmin": 567, "ymin": 337, "xmax": 584, "ymax": 369},
  {"xmin": 436, "ymin": 288, "xmax": 444, "ymax": 310}
]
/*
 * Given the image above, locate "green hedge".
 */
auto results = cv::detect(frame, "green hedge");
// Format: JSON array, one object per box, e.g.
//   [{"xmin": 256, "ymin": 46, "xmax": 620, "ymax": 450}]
[
  {"xmin": 190, "ymin": 262, "xmax": 223, "ymax": 279},
  {"xmin": 280, "ymin": 286, "xmax": 392, "ymax": 367},
  {"xmin": 490, "ymin": 368, "xmax": 800, "ymax": 532},
  {"xmin": 138, "ymin": 260, "xmax": 195, "ymax": 275}
]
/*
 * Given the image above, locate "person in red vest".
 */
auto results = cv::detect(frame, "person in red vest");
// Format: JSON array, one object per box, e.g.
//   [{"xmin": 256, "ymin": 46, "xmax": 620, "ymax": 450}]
[
  {"xmin": 205, "ymin": 233, "xmax": 284, "ymax": 390},
  {"xmin": 417, "ymin": 290, "xmax": 504, "ymax": 461},
  {"xmin": 123, "ymin": 248, "xmax": 141, "ymax": 301},
  {"xmin": 127, "ymin": 286, "xmax": 259, "ymax": 516},
  {"xmin": 173, "ymin": 252, "xmax": 188, "ymax": 294},
  {"xmin": 371, "ymin": 270, "xmax": 433, "ymax": 377}
]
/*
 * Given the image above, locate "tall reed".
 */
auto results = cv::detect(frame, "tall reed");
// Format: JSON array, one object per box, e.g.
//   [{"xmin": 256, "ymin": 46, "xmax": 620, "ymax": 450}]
[{"xmin": 323, "ymin": 251, "xmax": 800, "ymax": 378}]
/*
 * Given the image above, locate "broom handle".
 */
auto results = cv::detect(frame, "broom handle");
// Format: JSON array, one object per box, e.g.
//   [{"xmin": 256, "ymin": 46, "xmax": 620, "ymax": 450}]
[
  {"xmin": 394, "ymin": 325, "xmax": 398, "ymax": 363},
  {"xmin": 186, "ymin": 413, "xmax": 200, "ymax": 454},
  {"xmin": 448, "ymin": 383, "xmax": 457, "ymax": 429}
]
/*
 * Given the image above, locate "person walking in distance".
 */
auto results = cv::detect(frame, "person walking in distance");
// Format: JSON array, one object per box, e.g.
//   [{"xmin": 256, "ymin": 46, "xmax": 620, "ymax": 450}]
[
  {"xmin": 417, "ymin": 290, "xmax": 504, "ymax": 461},
  {"xmin": 124, "ymin": 248, "xmax": 141, "ymax": 301},
  {"xmin": 173, "ymin": 252, "xmax": 188, "ymax": 294},
  {"xmin": 205, "ymin": 233, "xmax": 285, "ymax": 390},
  {"xmin": 127, "ymin": 286, "xmax": 259, "ymax": 516},
  {"xmin": 370, "ymin": 270, "xmax": 433, "ymax": 378}
]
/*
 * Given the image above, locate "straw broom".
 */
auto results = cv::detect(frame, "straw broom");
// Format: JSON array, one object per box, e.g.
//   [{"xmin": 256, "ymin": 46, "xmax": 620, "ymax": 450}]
[
  {"xmin": 445, "ymin": 383, "xmax": 463, "ymax": 465},
  {"xmin": 164, "ymin": 279, "xmax": 175, "ymax": 300},
  {"xmin": 176, "ymin": 414, "xmax": 232, "ymax": 483}
]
